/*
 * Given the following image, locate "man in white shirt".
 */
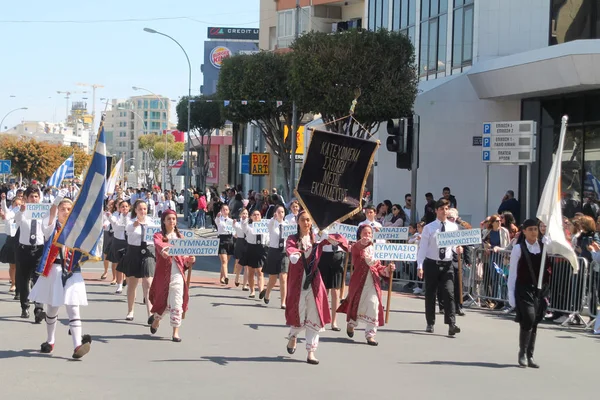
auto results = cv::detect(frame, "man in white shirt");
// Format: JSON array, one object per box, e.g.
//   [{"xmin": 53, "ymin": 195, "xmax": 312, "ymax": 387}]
[
  {"xmin": 358, "ymin": 205, "xmax": 382, "ymax": 230},
  {"xmin": 402, "ymin": 193, "xmax": 418, "ymax": 226},
  {"xmin": 416, "ymin": 199, "xmax": 462, "ymax": 336}
]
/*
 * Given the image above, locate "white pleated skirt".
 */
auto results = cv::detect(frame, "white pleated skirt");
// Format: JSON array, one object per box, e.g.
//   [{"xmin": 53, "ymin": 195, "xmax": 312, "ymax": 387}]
[{"xmin": 29, "ymin": 265, "xmax": 88, "ymax": 307}]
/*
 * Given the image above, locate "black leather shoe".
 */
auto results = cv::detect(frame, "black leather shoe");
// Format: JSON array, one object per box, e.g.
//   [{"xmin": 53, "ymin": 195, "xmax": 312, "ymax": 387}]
[
  {"xmin": 527, "ymin": 357, "xmax": 540, "ymax": 369},
  {"xmin": 13, "ymin": 294, "xmax": 19, "ymax": 301},
  {"xmin": 34, "ymin": 309, "xmax": 46, "ymax": 324},
  {"xmin": 172, "ymin": 337, "xmax": 182, "ymax": 343},
  {"xmin": 287, "ymin": 337, "xmax": 296, "ymax": 354},
  {"xmin": 259, "ymin": 289, "xmax": 267, "ymax": 300},
  {"xmin": 425, "ymin": 325, "xmax": 434, "ymax": 333},
  {"xmin": 448, "ymin": 325, "xmax": 461, "ymax": 336},
  {"xmin": 306, "ymin": 357, "xmax": 319, "ymax": 365},
  {"xmin": 346, "ymin": 328, "xmax": 354, "ymax": 338},
  {"xmin": 518, "ymin": 352, "xmax": 527, "ymax": 367},
  {"xmin": 264, "ymin": 297, "xmax": 270, "ymax": 305},
  {"xmin": 366, "ymin": 339, "xmax": 379, "ymax": 346},
  {"xmin": 20, "ymin": 309, "xmax": 30, "ymax": 319},
  {"xmin": 40, "ymin": 342, "xmax": 54, "ymax": 354}
]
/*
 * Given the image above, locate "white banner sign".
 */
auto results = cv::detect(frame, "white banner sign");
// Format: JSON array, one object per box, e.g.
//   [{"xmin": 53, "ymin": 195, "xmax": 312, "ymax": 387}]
[
  {"xmin": 282, "ymin": 224, "xmax": 297, "ymax": 239},
  {"xmin": 144, "ymin": 227, "xmax": 196, "ymax": 243},
  {"xmin": 373, "ymin": 243, "xmax": 418, "ymax": 261},
  {"xmin": 222, "ymin": 220, "xmax": 235, "ymax": 235},
  {"xmin": 329, "ymin": 223, "xmax": 358, "ymax": 243},
  {"xmin": 24, "ymin": 203, "xmax": 52, "ymax": 220},
  {"xmin": 374, "ymin": 227, "xmax": 409, "ymax": 241},
  {"xmin": 251, "ymin": 220, "xmax": 269, "ymax": 235},
  {"xmin": 167, "ymin": 238, "xmax": 220, "ymax": 256},
  {"xmin": 436, "ymin": 228, "xmax": 482, "ymax": 247}
]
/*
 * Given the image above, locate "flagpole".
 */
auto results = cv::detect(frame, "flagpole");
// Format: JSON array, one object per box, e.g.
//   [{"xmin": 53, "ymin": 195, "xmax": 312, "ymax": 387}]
[{"xmin": 537, "ymin": 115, "xmax": 568, "ymax": 289}]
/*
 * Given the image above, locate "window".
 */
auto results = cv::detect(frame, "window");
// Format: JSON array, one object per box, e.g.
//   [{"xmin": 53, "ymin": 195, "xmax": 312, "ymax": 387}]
[
  {"xmin": 369, "ymin": 0, "xmax": 391, "ymax": 30},
  {"xmin": 119, "ymin": 131, "xmax": 127, "ymax": 137},
  {"xmin": 550, "ymin": 0, "xmax": 600, "ymax": 45},
  {"xmin": 420, "ymin": 0, "xmax": 448, "ymax": 77},
  {"xmin": 150, "ymin": 100, "xmax": 159, "ymax": 109},
  {"xmin": 277, "ymin": 7, "xmax": 310, "ymax": 48},
  {"xmin": 452, "ymin": 0, "xmax": 473, "ymax": 68},
  {"xmin": 392, "ymin": 0, "xmax": 416, "ymax": 46}
]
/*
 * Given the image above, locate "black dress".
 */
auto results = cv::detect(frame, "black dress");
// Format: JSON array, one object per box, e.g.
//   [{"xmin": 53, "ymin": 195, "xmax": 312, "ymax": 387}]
[{"xmin": 318, "ymin": 249, "xmax": 345, "ymax": 289}]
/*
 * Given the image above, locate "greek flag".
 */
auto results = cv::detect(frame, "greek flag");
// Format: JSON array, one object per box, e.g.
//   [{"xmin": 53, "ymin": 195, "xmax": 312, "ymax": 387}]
[
  {"xmin": 56, "ymin": 127, "xmax": 106, "ymax": 259},
  {"xmin": 46, "ymin": 154, "xmax": 74, "ymax": 188},
  {"xmin": 584, "ymin": 171, "xmax": 600, "ymax": 198}
]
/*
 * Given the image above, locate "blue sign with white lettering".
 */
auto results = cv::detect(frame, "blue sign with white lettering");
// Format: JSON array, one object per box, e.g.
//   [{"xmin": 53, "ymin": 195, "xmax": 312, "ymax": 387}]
[
  {"xmin": 0, "ymin": 160, "xmax": 11, "ymax": 174},
  {"xmin": 241, "ymin": 155, "xmax": 250, "ymax": 174},
  {"xmin": 482, "ymin": 151, "xmax": 490, "ymax": 161},
  {"xmin": 483, "ymin": 137, "xmax": 491, "ymax": 147},
  {"xmin": 483, "ymin": 123, "xmax": 491, "ymax": 134}
]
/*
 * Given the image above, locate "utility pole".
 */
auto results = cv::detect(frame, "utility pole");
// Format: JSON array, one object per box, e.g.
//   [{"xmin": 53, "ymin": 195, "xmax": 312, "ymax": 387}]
[
  {"xmin": 290, "ymin": 0, "xmax": 300, "ymax": 198},
  {"xmin": 77, "ymin": 83, "xmax": 104, "ymax": 140}
]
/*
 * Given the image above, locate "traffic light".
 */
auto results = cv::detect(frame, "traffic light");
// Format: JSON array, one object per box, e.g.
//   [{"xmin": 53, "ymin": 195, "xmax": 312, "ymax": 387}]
[{"xmin": 386, "ymin": 117, "xmax": 415, "ymax": 170}]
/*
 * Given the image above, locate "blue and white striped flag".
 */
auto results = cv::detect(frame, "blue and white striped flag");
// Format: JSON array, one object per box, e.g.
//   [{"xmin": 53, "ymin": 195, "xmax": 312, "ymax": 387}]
[
  {"xmin": 46, "ymin": 154, "xmax": 75, "ymax": 188},
  {"xmin": 56, "ymin": 127, "xmax": 106, "ymax": 259}
]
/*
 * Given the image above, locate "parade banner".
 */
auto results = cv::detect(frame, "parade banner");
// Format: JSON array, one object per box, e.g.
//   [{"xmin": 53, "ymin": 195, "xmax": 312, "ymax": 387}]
[
  {"xmin": 282, "ymin": 224, "xmax": 297, "ymax": 239},
  {"xmin": 436, "ymin": 228, "xmax": 482, "ymax": 248},
  {"xmin": 374, "ymin": 226, "xmax": 409, "ymax": 241},
  {"xmin": 251, "ymin": 220, "xmax": 269, "ymax": 235},
  {"xmin": 294, "ymin": 129, "xmax": 379, "ymax": 230},
  {"xmin": 144, "ymin": 227, "xmax": 196, "ymax": 242},
  {"xmin": 329, "ymin": 223, "xmax": 358, "ymax": 243},
  {"xmin": 24, "ymin": 203, "xmax": 52, "ymax": 220},
  {"xmin": 223, "ymin": 220, "xmax": 235, "ymax": 235},
  {"xmin": 167, "ymin": 238, "xmax": 220, "ymax": 256},
  {"xmin": 373, "ymin": 243, "xmax": 418, "ymax": 261}
]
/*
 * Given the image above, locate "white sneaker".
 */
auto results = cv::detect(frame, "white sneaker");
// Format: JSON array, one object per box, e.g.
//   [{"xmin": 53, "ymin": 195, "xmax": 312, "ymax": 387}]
[{"xmin": 413, "ymin": 287, "xmax": 423, "ymax": 294}]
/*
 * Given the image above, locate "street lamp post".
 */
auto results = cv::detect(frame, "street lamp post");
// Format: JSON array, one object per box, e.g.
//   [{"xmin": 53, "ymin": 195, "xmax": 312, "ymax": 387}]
[
  {"xmin": 0, "ymin": 107, "xmax": 28, "ymax": 132},
  {"xmin": 143, "ymin": 27, "xmax": 192, "ymax": 220}
]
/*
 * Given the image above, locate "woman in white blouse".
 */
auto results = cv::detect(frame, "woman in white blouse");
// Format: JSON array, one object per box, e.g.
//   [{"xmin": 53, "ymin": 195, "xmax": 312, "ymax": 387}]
[
  {"xmin": 107, "ymin": 200, "xmax": 130, "ymax": 294},
  {"xmin": 261, "ymin": 205, "xmax": 288, "ymax": 308},
  {"xmin": 215, "ymin": 205, "xmax": 235, "ymax": 285},
  {"xmin": 241, "ymin": 209, "xmax": 267, "ymax": 298},
  {"xmin": 117, "ymin": 200, "xmax": 156, "ymax": 322},
  {"xmin": 233, "ymin": 208, "xmax": 250, "ymax": 290},
  {"xmin": 0, "ymin": 193, "xmax": 22, "ymax": 293}
]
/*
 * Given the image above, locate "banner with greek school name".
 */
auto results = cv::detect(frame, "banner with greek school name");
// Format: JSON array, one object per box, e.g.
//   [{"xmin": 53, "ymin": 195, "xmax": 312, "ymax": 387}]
[
  {"xmin": 373, "ymin": 243, "xmax": 418, "ymax": 261},
  {"xmin": 294, "ymin": 129, "xmax": 379, "ymax": 230},
  {"xmin": 145, "ymin": 227, "xmax": 196, "ymax": 243},
  {"xmin": 251, "ymin": 220, "xmax": 269, "ymax": 235},
  {"xmin": 282, "ymin": 224, "xmax": 297, "ymax": 239},
  {"xmin": 329, "ymin": 223, "xmax": 358, "ymax": 243},
  {"xmin": 436, "ymin": 228, "xmax": 482, "ymax": 248},
  {"xmin": 167, "ymin": 238, "xmax": 220, "ymax": 256},
  {"xmin": 374, "ymin": 227, "xmax": 409, "ymax": 241},
  {"xmin": 24, "ymin": 204, "xmax": 52, "ymax": 220}
]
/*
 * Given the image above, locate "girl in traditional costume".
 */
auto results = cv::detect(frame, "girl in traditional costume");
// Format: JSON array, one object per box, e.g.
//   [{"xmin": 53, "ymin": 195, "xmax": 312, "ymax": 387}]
[
  {"xmin": 285, "ymin": 210, "xmax": 348, "ymax": 365},
  {"xmin": 337, "ymin": 224, "xmax": 395, "ymax": 346},
  {"xmin": 30, "ymin": 195, "xmax": 92, "ymax": 359},
  {"xmin": 148, "ymin": 210, "xmax": 195, "ymax": 342}
]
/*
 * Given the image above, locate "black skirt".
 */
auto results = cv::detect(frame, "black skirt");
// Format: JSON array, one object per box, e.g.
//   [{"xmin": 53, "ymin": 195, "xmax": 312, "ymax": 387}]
[
  {"xmin": 218, "ymin": 234, "xmax": 234, "ymax": 256},
  {"xmin": 264, "ymin": 247, "xmax": 289, "ymax": 275},
  {"xmin": 318, "ymin": 251, "xmax": 345, "ymax": 289},
  {"xmin": 107, "ymin": 237, "xmax": 127, "ymax": 264},
  {"xmin": 102, "ymin": 230, "xmax": 114, "ymax": 255},
  {"xmin": 234, "ymin": 237, "xmax": 247, "ymax": 261},
  {"xmin": 0, "ymin": 234, "xmax": 17, "ymax": 264},
  {"xmin": 117, "ymin": 244, "xmax": 156, "ymax": 278},
  {"xmin": 245, "ymin": 243, "xmax": 266, "ymax": 269}
]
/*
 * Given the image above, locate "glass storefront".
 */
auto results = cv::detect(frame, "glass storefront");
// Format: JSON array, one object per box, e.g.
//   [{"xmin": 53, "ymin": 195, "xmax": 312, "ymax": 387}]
[{"xmin": 521, "ymin": 91, "xmax": 600, "ymax": 218}]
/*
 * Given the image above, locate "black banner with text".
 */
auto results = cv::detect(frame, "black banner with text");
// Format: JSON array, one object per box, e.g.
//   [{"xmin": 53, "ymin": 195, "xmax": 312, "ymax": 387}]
[{"xmin": 294, "ymin": 129, "xmax": 379, "ymax": 230}]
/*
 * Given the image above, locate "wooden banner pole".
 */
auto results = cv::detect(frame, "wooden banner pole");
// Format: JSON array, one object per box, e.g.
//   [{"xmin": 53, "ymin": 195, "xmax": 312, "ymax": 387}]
[
  {"xmin": 182, "ymin": 262, "xmax": 193, "ymax": 319},
  {"xmin": 458, "ymin": 252, "xmax": 464, "ymax": 305},
  {"xmin": 385, "ymin": 264, "xmax": 393, "ymax": 324},
  {"xmin": 340, "ymin": 252, "xmax": 350, "ymax": 300}
]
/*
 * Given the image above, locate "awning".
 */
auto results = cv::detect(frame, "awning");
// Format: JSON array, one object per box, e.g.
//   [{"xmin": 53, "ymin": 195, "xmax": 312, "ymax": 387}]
[{"xmin": 467, "ymin": 39, "xmax": 600, "ymax": 100}]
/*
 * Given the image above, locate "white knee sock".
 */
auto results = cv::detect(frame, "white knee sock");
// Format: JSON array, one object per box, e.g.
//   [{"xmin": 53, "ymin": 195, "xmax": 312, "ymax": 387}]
[
  {"xmin": 66, "ymin": 305, "xmax": 82, "ymax": 348},
  {"xmin": 45, "ymin": 305, "xmax": 60, "ymax": 345}
]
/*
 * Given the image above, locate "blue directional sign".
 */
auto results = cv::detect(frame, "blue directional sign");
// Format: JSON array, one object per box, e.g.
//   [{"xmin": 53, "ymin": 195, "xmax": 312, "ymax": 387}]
[
  {"xmin": 482, "ymin": 151, "xmax": 490, "ymax": 161},
  {"xmin": 482, "ymin": 137, "xmax": 491, "ymax": 147},
  {"xmin": 0, "ymin": 160, "xmax": 11, "ymax": 174},
  {"xmin": 240, "ymin": 155, "xmax": 250, "ymax": 174},
  {"xmin": 483, "ymin": 123, "xmax": 491, "ymax": 134}
]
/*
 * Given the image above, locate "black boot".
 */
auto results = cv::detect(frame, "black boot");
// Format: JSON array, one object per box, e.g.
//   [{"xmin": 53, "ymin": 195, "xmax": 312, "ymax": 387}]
[
  {"xmin": 518, "ymin": 329, "xmax": 530, "ymax": 368},
  {"xmin": 527, "ymin": 329, "xmax": 540, "ymax": 368}
]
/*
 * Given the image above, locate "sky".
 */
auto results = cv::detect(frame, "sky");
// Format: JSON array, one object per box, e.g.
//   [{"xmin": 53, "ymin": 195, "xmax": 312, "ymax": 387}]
[{"xmin": 0, "ymin": 0, "xmax": 260, "ymax": 130}]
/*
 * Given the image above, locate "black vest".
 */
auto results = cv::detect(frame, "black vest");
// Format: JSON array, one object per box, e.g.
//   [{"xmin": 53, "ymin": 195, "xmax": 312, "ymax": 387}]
[{"xmin": 516, "ymin": 241, "xmax": 551, "ymax": 286}]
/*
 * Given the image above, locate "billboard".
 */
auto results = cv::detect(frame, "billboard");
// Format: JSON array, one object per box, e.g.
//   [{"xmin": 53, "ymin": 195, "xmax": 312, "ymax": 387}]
[
  {"xmin": 208, "ymin": 27, "xmax": 259, "ymax": 41},
  {"xmin": 202, "ymin": 40, "xmax": 260, "ymax": 95}
]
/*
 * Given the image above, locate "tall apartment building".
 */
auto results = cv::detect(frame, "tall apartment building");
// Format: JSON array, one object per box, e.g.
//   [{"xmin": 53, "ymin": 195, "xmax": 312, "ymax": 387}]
[
  {"xmin": 104, "ymin": 95, "xmax": 170, "ymax": 173},
  {"xmin": 368, "ymin": 0, "xmax": 600, "ymax": 224}
]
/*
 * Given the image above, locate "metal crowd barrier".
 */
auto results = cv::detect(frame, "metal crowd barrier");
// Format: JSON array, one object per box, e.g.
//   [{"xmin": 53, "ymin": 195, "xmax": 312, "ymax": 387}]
[{"xmin": 469, "ymin": 247, "xmax": 593, "ymax": 326}]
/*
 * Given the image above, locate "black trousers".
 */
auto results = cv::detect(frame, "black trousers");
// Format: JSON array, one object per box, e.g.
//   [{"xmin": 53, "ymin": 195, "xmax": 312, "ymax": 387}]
[
  {"xmin": 515, "ymin": 284, "xmax": 547, "ymax": 358},
  {"xmin": 15, "ymin": 244, "xmax": 44, "ymax": 311},
  {"xmin": 437, "ymin": 263, "xmax": 463, "ymax": 311},
  {"xmin": 424, "ymin": 259, "xmax": 455, "ymax": 326}
]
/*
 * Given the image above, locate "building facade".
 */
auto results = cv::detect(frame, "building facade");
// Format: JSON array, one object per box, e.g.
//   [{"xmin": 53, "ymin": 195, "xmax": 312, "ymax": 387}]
[
  {"xmin": 2, "ymin": 121, "xmax": 91, "ymax": 151},
  {"xmin": 368, "ymin": 0, "xmax": 600, "ymax": 225},
  {"xmin": 104, "ymin": 95, "xmax": 170, "ymax": 173}
]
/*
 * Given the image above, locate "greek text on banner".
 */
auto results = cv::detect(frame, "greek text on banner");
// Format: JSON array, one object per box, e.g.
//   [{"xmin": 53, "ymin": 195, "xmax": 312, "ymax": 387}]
[
  {"xmin": 282, "ymin": 224, "xmax": 297, "ymax": 239},
  {"xmin": 374, "ymin": 227, "xmax": 409, "ymax": 241},
  {"xmin": 145, "ymin": 227, "xmax": 195, "ymax": 243},
  {"xmin": 436, "ymin": 228, "xmax": 482, "ymax": 248},
  {"xmin": 373, "ymin": 243, "xmax": 418, "ymax": 261},
  {"xmin": 329, "ymin": 223, "xmax": 357, "ymax": 243},
  {"xmin": 167, "ymin": 238, "xmax": 220, "ymax": 256},
  {"xmin": 24, "ymin": 203, "xmax": 52, "ymax": 220}
]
